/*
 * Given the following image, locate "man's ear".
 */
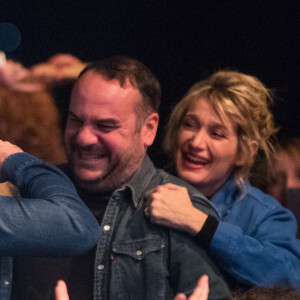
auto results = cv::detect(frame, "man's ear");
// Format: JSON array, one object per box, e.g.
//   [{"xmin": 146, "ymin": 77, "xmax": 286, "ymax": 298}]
[
  {"xmin": 141, "ymin": 112, "xmax": 159, "ymax": 148},
  {"xmin": 235, "ymin": 140, "xmax": 258, "ymax": 167}
]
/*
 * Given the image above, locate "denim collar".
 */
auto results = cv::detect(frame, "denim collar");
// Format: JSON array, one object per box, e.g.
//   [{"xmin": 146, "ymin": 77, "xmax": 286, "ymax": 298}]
[
  {"xmin": 211, "ymin": 176, "xmax": 251, "ymax": 212},
  {"xmin": 60, "ymin": 156, "xmax": 156, "ymax": 209},
  {"xmin": 124, "ymin": 154, "xmax": 156, "ymax": 209}
]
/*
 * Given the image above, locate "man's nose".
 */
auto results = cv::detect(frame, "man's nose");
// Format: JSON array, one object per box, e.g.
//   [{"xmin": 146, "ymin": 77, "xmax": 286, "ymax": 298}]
[{"xmin": 75, "ymin": 126, "xmax": 98, "ymax": 147}]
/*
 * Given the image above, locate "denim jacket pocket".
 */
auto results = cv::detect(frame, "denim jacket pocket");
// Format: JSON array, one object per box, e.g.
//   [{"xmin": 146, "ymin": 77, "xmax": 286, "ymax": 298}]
[
  {"xmin": 112, "ymin": 237, "xmax": 165, "ymax": 260},
  {"xmin": 110, "ymin": 237, "xmax": 168, "ymax": 300}
]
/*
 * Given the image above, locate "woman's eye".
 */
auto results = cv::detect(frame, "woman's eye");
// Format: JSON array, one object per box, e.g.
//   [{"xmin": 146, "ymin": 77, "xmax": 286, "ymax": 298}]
[
  {"xmin": 211, "ymin": 131, "xmax": 226, "ymax": 138},
  {"xmin": 182, "ymin": 120, "xmax": 196, "ymax": 129}
]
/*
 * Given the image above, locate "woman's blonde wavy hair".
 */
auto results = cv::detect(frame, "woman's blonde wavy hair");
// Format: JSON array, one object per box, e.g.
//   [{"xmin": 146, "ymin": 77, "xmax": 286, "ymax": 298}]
[{"xmin": 164, "ymin": 70, "xmax": 277, "ymax": 195}]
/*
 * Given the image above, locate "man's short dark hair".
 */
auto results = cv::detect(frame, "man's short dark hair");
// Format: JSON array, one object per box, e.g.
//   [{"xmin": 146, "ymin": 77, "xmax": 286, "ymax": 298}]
[{"xmin": 79, "ymin": 56, "xmax": 161, "ymax": 121}]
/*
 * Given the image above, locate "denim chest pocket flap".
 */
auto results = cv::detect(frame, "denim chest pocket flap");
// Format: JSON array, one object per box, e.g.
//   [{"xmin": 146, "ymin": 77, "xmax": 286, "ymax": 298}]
[{"xmin": 112, "ymin": 238, "xmax": 165, "ymax": 260}]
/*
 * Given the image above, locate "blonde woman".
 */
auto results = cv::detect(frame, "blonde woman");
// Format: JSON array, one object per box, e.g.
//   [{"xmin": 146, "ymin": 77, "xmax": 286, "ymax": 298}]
[{"xmin": 145, "ymin": 70, "xmax": 300, "ymax": 290}]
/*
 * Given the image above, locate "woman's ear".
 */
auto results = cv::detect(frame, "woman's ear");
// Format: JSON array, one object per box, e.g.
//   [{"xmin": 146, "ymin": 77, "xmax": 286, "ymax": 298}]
[
  {"xmin": 248, "ymin": 140, "xmax": 259, "ymax": 166},
  {"xmin": 235, "ymin": 140, "xmax": 258, "ymax": 167}
]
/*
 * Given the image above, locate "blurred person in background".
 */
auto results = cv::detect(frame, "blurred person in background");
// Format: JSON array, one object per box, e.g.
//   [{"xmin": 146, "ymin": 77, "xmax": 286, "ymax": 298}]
[
  {"xmin": 268, "ymin": 137, "xmax": 300, "ymax": 238},
  {"xmin": 31, "ymin": 53, "xmax": 88, "ymax": 130},
  {"xmin": 0, "ymin": 54, "xmax": 99, "ymax": 300},
  {"xmin": 0, "ymin": 52, "xmax": 68, "ymax": 164}
]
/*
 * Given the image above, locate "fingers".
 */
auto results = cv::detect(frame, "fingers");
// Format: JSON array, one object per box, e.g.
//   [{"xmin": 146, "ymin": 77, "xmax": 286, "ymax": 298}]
[
  {"xmin": 144, "ymin": 187, "xmax": 160, "ymax": 216},
  {"xmin": 144, "ymin": 206, "xmax": 150, "ymax": 218},
  {"xmin": 144, "ymin": 188, "xmax": 155, "ymax": 217},
  {"xmin": 189, "ymin": 275, "xmax": 209, "ymax": 300},
  {"xmin": 163, "ymin": 183, "xmax": 185, "ymax": 190},
  {"xmin": 0, "ymin": 51, "xmax": 6, "ymax": 67},
  {"xmin": 143, "ymin": 184, "xmax": 189, "ymax": 222},
  {"xmin": 0, "ymin": 140, "xmax": 23, "ymax": 160},
  {"xmin": 55, "ymin": 280, "xmax": 69, "ymax": 300},
  {"xmin": 173, "ymin": 276, "xmax": 209, "ymax": 300},
  {"xmin": 145, "ymin": 184, "xmax": 186, "ymax": 202},
  {"xmin": 174, "ymin": 293, "xmax": 188, "ymax": 300},
  {"xmin": 0, "ymin": 140, "xmax": 23, "ymax": 181}
]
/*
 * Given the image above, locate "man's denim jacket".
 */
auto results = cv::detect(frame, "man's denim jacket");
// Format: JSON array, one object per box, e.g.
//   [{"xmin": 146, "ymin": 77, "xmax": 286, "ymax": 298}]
[
  {"xmin": 0, "ymin": 153, "xmax": 100, "ymax": 300},
  {"xmin": 92, "ymin": 155, "xmax": 230, "ymax": 300}
]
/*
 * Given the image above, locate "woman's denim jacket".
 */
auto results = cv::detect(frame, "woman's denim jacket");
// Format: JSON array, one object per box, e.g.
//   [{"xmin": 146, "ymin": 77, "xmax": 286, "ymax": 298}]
[{"xmin": 210, "ymin": 178, "xmax": 300, "ymax": 290}]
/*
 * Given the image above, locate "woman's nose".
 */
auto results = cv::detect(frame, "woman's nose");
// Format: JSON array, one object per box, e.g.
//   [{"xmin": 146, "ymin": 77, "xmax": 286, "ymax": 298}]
[{"xmin": 189, "ymin": 130, "xmax": 207, "ymax": 150}]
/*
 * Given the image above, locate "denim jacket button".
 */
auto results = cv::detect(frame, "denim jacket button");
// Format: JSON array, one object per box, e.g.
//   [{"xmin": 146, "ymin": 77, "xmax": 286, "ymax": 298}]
[
  {"xmin": 97, "ymin": 264, "xmax": 104, "ymax": 270},
  {"xmin": 136, "ymin": 250, "xmax": 142, "ymax": 256},
  {"xmin": 3, "ymin": 281, "xmax": 10, "ymax": 286},
  {"xmin": 103, "ymin": 225, "xmax": 111, "ymax": 231}
]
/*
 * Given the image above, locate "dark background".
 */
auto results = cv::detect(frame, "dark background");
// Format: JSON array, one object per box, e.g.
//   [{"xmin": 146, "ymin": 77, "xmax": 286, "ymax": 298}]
[{"xmin": 2, "ymin": 0, "xmax": 300, "ymax": 163}]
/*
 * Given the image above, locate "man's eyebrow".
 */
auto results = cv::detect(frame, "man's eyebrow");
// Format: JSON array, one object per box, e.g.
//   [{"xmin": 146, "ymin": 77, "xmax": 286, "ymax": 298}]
[
  {"xmin": 68, "ymin": 111, "xmax": 121, "ymax": 126},
  {"xmin": 95, "ymin": 118, "xmax": 120, "ymax": 126}
]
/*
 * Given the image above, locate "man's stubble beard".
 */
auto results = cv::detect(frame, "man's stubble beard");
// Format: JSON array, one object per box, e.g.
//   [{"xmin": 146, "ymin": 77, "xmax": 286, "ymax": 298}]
[
  {"xmin": 66, "ymin": 141, "xmax": 145, "ymax": 194},
  {"xmin": 70, "ymin": 157, "xmax": 120, "ymax": 194}
]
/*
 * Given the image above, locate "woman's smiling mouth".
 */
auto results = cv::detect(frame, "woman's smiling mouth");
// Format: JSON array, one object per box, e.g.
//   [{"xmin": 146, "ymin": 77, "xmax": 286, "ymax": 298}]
[{"xmin": 182, "ymin": 152, "xmax": 210, "ymax": 168}]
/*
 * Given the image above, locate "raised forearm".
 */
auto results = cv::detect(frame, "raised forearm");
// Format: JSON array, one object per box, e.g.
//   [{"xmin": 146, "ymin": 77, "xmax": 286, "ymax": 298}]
[{"xmin": 0, "ymin": 152, "xmax": 100, "ymax": 256}]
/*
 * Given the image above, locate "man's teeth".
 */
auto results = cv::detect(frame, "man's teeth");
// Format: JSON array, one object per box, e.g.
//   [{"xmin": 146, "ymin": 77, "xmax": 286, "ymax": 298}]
[{"xmin": 78, "ymin": 153, "xmax": 105, "ymax": 160}]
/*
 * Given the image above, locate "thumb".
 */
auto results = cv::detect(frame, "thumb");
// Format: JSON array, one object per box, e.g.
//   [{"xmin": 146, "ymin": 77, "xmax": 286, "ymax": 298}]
[
  {"xmin": 173, "ymin": 293, "xmax": 187, "ymax": 300},
  {"xmin": 55, "ymin": 280, "xmax": 69, "ymax": 300}
]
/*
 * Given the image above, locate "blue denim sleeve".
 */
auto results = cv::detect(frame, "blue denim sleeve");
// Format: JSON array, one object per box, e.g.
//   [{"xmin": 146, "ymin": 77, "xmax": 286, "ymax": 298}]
[
  {"xmin": 210, "ymin": 206, "xmax": 300, "ymax": 290},
  {"xmin": 0, "ymin": 152, "xmax": 100, "ymax": 257}
]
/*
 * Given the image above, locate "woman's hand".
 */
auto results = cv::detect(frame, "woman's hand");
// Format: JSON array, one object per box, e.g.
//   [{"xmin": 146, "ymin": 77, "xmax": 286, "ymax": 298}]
[{"xmin": 144, "ymin": 183, "xmax": 208, "ymax": 235}]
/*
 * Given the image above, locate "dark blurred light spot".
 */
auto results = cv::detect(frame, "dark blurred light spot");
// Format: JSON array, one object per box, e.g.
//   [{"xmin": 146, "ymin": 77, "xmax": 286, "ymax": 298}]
[{"xmin": 0, "ymin": 23, "xmax": 22, "ymax": 52}]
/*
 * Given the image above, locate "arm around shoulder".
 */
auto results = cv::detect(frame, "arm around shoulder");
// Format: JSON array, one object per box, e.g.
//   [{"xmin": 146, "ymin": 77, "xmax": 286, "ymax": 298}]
[{"xmin": 0, "ymin": 152, "xmax": 100, "ymax": 256}]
